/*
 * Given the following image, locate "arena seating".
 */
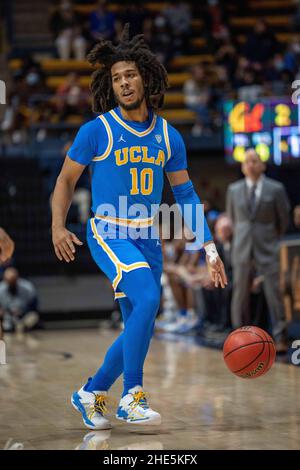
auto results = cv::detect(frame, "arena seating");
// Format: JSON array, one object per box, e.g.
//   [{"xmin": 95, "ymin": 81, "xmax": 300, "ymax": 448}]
[{"xmin": 7, "ymin": 0, "xmax": 296, "ymax": 129}]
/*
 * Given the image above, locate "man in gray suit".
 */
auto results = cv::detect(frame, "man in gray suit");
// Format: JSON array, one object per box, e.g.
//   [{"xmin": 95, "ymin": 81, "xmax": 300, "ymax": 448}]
[{"xmin": 226, "ymin": 148, "xmax": 290, "ymax": 351}]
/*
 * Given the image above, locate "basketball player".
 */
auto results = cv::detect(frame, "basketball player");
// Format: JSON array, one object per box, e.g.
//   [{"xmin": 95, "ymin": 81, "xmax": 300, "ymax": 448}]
[
  {"xmin": 51, "ymin": 25, "xmax": 227, "ymax": 429},
  {"xmin": 0, "ymin": 228, "xmax": 15, "ymax": 264}
]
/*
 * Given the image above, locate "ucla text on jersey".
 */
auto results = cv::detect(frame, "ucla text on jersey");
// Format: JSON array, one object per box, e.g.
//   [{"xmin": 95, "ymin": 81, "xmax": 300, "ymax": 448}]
[{"xmin": 68, "ymin": 106, "xmax": 187, "ymax": 223}]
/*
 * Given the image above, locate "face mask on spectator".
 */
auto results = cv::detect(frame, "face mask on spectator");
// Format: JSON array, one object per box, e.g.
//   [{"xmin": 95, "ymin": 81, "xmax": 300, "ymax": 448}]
[
  {"xmin": 26, "ymin": 72, "xmax": 40, "ymax": 86},
  {"xmin": 274, "ymin": 59, "xmax": 284, "ymax": 71},
  {"xmin": 291, "ymin": 42, "xmax": 300, "ymax": 54}
]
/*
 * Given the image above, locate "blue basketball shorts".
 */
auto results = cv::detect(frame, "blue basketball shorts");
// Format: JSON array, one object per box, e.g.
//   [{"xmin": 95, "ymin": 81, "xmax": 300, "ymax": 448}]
[{"xmin": 87, "ymin": 216, "xmax": 163, "ymax": 299}]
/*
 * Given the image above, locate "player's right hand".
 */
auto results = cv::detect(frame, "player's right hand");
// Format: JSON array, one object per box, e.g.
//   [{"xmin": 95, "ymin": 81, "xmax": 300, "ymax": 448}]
[
  {"xmin": 0, "ymin": 228, "xmax": 15, "ymax": 264},
  {"xmin": 52, "ymin": 227, "xmax": 83, "ymax": 262}
]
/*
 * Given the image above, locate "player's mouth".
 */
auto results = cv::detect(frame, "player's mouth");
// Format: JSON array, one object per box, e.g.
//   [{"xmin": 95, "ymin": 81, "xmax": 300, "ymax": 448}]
[{"xmin": 122, "ymin": 90, "xmax": 134, "ymax": 99}]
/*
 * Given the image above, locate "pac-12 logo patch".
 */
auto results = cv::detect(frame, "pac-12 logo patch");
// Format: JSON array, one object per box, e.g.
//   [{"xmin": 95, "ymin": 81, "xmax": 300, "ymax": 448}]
[{"xmin": 155, "ymin": 134, "xmax": 162, "ymax": 144}]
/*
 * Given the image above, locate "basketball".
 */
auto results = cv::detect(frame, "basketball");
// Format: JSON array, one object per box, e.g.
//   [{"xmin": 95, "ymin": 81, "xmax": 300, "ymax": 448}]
[{"xmin": 223, "ymin": 326, "xmax": 276, "ymax": 378}]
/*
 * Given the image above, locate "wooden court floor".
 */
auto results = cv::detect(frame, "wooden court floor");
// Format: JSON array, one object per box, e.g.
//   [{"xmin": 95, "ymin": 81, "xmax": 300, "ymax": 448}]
[{"xmin": 0, "ymin": 327, "xmax": 300, "ymax": 450}]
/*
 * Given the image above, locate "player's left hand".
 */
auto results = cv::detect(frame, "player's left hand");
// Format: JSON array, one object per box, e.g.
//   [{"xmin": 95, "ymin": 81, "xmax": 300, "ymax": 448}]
[{"xmin": 206, "ymin": 255, "xmax": 228, "ymax": 289}]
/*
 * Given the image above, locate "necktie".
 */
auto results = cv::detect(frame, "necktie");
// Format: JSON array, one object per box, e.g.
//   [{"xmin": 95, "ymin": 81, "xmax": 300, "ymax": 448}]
[{"xmin": 248, "ymin": 184, "xmax": 257, "ymax": 216}]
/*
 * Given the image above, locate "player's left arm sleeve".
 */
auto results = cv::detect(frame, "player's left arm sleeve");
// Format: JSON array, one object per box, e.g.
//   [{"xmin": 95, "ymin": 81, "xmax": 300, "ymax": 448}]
[
  {"xmin": 164, "ymin": 124, "xmax": 213, "ymax": 247},
  {"xmin": 171, "ymin": 180, "xmax": 213, "ymax": 246}
]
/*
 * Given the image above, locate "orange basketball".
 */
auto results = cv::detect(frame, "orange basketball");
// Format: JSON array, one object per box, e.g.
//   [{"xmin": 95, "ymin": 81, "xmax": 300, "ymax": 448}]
[{"xmin": 223, "ymin": 326, "xmax": 276, "ymax": 378}]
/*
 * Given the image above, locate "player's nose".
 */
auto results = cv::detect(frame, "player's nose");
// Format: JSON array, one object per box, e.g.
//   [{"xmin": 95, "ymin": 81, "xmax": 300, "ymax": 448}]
[{"xmin": 120, "ymin": 77, "xmax": 129, "ymax": 87}]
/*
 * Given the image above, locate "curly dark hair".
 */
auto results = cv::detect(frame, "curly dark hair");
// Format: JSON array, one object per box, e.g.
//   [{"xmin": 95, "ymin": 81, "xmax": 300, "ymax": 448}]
[{"xmin": 87, "ymin": 24, "xmax": 169, "ymax": 113}]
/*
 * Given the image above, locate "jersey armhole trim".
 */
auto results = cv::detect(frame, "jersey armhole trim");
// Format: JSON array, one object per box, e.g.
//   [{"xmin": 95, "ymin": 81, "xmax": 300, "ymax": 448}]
[
  {"xmin": 163, "ymin": 119, "xmax": 171, "ymax": 162},
  {"xmin": 92, "ymin": 115, "xmax": 113, "ymax": 161}
]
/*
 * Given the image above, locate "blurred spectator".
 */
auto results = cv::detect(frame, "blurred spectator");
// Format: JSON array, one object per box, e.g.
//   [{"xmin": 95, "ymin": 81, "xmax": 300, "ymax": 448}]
[
  {"xmin": 54, "ymin": 72, "xmax": 90, "ymax": 120},
  {"xmin": 213, "ymin": 214, "xmax": 233, "ymax": 330},
  {"xmin": 157, "ymin": 237, "xmax": 200, "ymax": 333},
  {"xmin": 151, "ymin": 15, "xmax": 174, "ymax": 66},
  {"xmin": 64, "ymin": 141, "xmax": 91, "ymax": 224},
  {"xmin": 119, "ymin": 4, "xmax": 148, "ymax": 37},
  {"xmin": 244, "ymin": 19, "xmax": 279, "ymax": 67},
  {"xmin": 215, "ymin": 214, "xmax": 232, "ymax": 272},
  {"xmin": 237, "ymin": 68, "xmax": 263, "ymax": 101},
  {"xmin": 271, "ymin": 67, "xmax": 294, "ymax": 97},
  {"xmin": 89, "ymin": 0, "xmax": 116, "ymax": 42},
  {"xmin": 48, "ymin": 140, "xmax": 91, "ymax": 224},
  {"xmin": 162, "ymin": 1, "xmax": 191, "ymax": 55},
  {"xmin": 18, "ymin": 56, "xmax": 46, "ymax": 91},
  {"xmin": 49, "ymin": 0, "xmax": 87, "ymax": 60},
  {"xmin": 182, "ymin": 214, "xmax": 233, "ymax": 334},
  {"xmin": 226, "ymin": 148, "xmax": 290, "ymax": 352},
  {"xmin": 292, "ymin": 0, "xmax": 300, "ymax": 31},
  {"xmin": 203, "ymin": 199, "xmax": 220, "ymax": 228},
  {"xmin": 204, "ymin": 0, "xmax": 228, "ymax": 42},
  {"xmin": 0, "ymin": 94, "xmax": 28, "ymax": 145},
  {"xmin": 215, "ymin": 32, "xmax": 238, "ymax": 82},
  {"xmin": 142, "ymin": 17, "xmax": 154, "ymax": 47},
  {"xmin": 0, "ymin": 268, "xmax": 39, "ymax": 333},
  {"xmin": 183, "ymin": 64, "xmax": 213, "ymax": 136},
  {"xmin": 283, "ymin": 36, "xmax": 300, "ymax": 74}
]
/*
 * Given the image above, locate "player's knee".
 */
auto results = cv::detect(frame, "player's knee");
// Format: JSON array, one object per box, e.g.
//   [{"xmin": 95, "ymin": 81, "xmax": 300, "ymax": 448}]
[{"xmin": 134, "ymin": 288, "xmax": 160, "ymax": 318}]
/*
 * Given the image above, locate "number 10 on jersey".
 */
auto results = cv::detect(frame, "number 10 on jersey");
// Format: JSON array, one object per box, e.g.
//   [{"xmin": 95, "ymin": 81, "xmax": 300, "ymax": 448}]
[{"xmin": 130, "ymin": 168, "xmax": 153, "ymax": 195}]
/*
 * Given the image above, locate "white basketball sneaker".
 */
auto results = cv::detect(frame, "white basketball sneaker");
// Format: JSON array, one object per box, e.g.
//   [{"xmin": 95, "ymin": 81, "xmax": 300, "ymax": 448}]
[
  {"xmin": 116, "ymin": 386, "xmax": 161, "ymax": 425},
  {"xmin": 71, "ymin": 378, "xmax": 112, "ymax": 430}
]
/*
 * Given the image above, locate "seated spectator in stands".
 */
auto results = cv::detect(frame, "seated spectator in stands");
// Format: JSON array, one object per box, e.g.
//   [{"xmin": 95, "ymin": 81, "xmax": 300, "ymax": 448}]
[
  {"xmin": 48, "ymin": 140, "xmax": 91, "ymax": 224},
  {"xmin": 214, "ymin": 214, "xmax": 233, "ymax": 330},
  {"xmin": 0, "ymin": 93, "xmax": 28, "ymax": 145},
  {"xmin": 118, "ymin": 4, "xmax": 149, "ymax": 37},
  {"xmin": 184, "ymin": 214, "xmax": 232, "ymax": 334},
  {"xmin": 243, "ymin": 19, "xmax": 279, "ymax": 68},
  {"xmin": 157, "ymin": 236, "xmax": 200, "ymax": 334},
  {"xmin": 292, "ymin": 0, "xmax": 300, "ymax": 31},
  {"xmin": 215, "ymin": 214, "xmax": 232, "ymax": 275},
  {"xmin": 18, "ymin": 56, "xmax": 46, "ymax": 91},
  {"xmin": 233, "ymin": 55, "xmax": 250, "ymax": 86},
  {"xmin": 55, "ymin": 72, "xmax": 90, "ymax": 121},
  {"xmin": 49, "ymin": 0, "xmax": 87, "ymax": 60},
  {"xmin": 151, "ymin": 15, "xmax": 174, "ymax": 67},
  {"xmin": 237, "ymin": 68, "xmax": 263, "ymax": 101},
  {"xmin": 63, "ymin": 141, "xmax": 91, "ymax": 224},
  {"xmin": 215, "ymin": 31, "xmax": 238, "ymax": 82},
  {"xmin": 270, "ymin": 66, "xmax": 294, "ymax": 97},
  {"xmin": 162, "ymin": 1, "xmax": 191, "ymax": 55},
  {"xmin": 2, "ymin": 57, "xmax": 51, "ymax": 144},
  {"xmin": 183, "ymin": 64, "xmax": 213, "ymax": 136},
  {"xmin": 0, "ymin": 268, "xmax": 39, "ymax": 333},
  {"xmin": 203, "ymin": 0, "xmax": 228, "ymax": 43},
  {"xmin": 283, "ymin": 37, "xmax": 300, "ymax": 75},
  {"xmin": 203, "ymin": 198, "xmax": 220, "ymax": 228},
  {"xmin": 142, "ymin": 17, "xmax": 154, "ymax": 48},
  {"xmin": 264, "ymin": 55, "xmax": 284, "ymax": 88},
  {"xmin": 89, "ymin": 0, "xmax": 116, "ymax": 42}
]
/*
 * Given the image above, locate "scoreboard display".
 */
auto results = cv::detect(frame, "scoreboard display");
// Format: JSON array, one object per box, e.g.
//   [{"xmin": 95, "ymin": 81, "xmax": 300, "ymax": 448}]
[{"xmin": 224, "ymin": 98, "xmax": 300, "ymax": 165}]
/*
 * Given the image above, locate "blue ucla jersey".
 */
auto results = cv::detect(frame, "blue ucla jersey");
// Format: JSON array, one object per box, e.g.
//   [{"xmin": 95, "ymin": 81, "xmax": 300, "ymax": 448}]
[{"xmin": 68, "ymin": 107, "xmax": 187, "ymax": 218}]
